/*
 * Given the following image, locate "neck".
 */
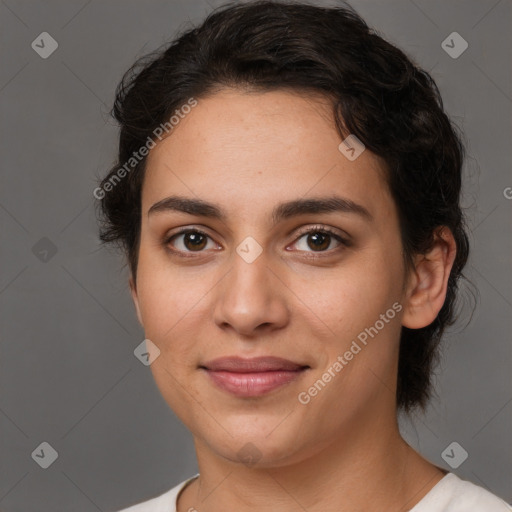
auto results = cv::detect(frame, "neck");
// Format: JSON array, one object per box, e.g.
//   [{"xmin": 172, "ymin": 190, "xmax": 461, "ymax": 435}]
[{"xmin": 178, "ymin": 409, "xmax": 445, "ymax": 512}]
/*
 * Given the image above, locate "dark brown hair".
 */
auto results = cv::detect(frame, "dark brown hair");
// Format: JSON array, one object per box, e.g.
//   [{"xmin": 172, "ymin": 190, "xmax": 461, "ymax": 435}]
[{"xmin": 96, "ymin": 0, "xmax": 470, "ymax": 412}]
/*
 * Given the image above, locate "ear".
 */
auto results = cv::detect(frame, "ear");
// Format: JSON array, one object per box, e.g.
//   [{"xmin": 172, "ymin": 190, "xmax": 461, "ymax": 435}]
[
  {"xmin": 402, "ymin": 227, "xmax": 457, "ymax": 329},
  {"xmin": 129, "ymin": 276, "xmax": 144, "ymax": 327}
]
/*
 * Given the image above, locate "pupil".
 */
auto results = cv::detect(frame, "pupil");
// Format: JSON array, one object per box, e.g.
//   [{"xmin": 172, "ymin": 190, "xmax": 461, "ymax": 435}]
[
  {"xmin": 185, "ymin": 232, "xmax": 206, "ymax": 251},
  {"xmin": 308, "ymin": 232, "xmax": 329, "ymax": 251}
]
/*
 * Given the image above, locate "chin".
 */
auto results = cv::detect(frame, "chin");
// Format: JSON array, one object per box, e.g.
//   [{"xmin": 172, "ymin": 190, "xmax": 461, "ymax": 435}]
[{"xmin": 196, "ymin": 417, "xmax": 313, "ymax": 469}]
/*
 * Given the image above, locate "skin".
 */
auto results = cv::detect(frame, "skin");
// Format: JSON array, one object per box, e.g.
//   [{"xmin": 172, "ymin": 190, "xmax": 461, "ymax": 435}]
[{"xmin": 129, "ymin": 88, "xmax": 456, "ymax": 512}]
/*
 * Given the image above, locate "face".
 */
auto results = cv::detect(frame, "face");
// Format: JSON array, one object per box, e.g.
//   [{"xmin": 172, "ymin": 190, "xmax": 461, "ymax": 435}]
[{"xmin": 131, "ymin": 88, "xmax": 409, "ymax": 467}]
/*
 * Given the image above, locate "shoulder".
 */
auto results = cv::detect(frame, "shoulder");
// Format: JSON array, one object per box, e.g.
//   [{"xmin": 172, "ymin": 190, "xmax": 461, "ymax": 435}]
[
  {"xmin": 412, "ymin": 473, "xmax": 512, "ymax": 512},
  {"xmin": 114, "ymin": 474, "xmax": 199, "ymax": 512}
]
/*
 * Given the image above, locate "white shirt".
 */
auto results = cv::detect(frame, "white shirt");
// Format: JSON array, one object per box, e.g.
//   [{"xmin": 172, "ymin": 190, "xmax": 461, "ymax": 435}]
[{"xmin": 116, "ymin": 472, "xmax": 512, "ymax": 511}]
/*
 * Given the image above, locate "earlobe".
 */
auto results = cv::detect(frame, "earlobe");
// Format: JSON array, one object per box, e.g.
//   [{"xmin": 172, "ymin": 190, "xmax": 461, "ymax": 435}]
[
  {"xmin": 401, "ymin": 227, "xmax": 457, "ymax": 329},
  {"xmin": 129, "ymin": 276, "xmax": 144, "ymax": 327}
]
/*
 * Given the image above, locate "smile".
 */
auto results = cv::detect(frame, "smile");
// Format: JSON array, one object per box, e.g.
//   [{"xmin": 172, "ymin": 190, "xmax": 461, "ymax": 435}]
[{"xmin": 200, "ymin": 356, "xmax": 310, "ymax": 397}]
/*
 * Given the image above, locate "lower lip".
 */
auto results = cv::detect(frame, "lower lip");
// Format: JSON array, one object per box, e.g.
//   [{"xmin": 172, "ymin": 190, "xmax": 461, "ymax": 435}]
[{"xmin": 204, "ymin": 369, "xmax": 307, "ymax": 397}]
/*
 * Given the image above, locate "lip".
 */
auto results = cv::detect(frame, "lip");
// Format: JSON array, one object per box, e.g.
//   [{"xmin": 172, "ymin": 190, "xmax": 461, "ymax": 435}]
[{"xmin": 200, "ymin": 356, "xmax": 310, "ymax": 397}]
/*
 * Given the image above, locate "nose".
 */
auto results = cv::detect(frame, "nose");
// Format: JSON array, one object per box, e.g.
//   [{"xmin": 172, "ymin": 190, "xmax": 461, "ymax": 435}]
[{"xmin": 212, "ymin": 250, "xmax": 290, "ymax": 337}]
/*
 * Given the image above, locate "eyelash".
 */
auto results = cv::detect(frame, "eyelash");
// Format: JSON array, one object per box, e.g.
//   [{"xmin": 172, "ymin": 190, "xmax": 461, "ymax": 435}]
[{"xmin": 163, "ymin": 225, "xmax": 350, "ymax": 258}]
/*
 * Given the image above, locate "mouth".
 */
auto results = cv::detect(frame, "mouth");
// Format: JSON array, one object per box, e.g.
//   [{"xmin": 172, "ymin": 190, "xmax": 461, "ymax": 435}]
[{"xmin": 199, "ymin": 356, "xmax": 310, "ymax": 397}]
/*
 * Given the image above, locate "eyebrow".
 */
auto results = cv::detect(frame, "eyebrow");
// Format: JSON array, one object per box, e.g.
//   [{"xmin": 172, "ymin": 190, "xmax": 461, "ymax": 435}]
[{"xmin": 147, "ymin": 195, "xmax": 373, "ymax": 224}]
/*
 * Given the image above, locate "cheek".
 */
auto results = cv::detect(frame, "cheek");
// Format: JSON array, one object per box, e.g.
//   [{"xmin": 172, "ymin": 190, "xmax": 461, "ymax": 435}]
[
  {"xmin": 293, "ymin": 253, "xmax": 401, "ymax": 335},
  {"xmin": 134, "ymin": 252, "xmax": 211, "ymax": 352},
  {"xmin": 292, "ymin": 266, "xmax": 403, "ymax": 419},
  {"xmin": 135, "ymin": 257, "xmax": 209, "ymax": 419}
]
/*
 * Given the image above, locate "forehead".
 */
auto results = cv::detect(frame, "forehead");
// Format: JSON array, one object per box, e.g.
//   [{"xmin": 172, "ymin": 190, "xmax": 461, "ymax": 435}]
[{"xmin": 142, "ymin": 88, "xmax": 392, "ymax": 221}]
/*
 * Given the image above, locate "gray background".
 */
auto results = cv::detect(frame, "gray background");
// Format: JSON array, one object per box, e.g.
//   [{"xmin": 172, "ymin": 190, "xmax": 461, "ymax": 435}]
[{"xmin": 0, "ymin": 0, "xmax": 511, "ymax": 510}]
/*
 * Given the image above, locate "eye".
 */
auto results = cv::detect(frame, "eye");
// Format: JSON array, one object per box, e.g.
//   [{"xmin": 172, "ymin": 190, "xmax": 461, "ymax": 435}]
[
  {"xmin": 163, "ymin": 225, "xmax": 349, "ymax": 257},
  {"xmin": 165, "ymin": 228, "xmax": 219, "ymax": 254},
  {"xmin": 289, "ymin": 226, "xmax": 349, "ymax": 253}
]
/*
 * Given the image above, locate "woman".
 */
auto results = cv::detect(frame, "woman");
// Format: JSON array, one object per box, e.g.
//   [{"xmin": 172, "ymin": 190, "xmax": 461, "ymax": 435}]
[{"xmin": 96, "ymin": 1, "xmax": 511, "ymax": 510}]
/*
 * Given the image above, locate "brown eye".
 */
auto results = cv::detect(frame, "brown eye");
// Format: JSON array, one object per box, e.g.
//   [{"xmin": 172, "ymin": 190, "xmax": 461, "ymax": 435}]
[
  {"xmin": 306, "ymin": 232, "xmax": 331, "ymax": 251},
  {"xmin": 183, "ymin": 232, "xmax": 207, "ymax": 251},
  {"xmin": 166, "ymin": 229, "xmax": 217, "ymax": 253},
  {"xmin": 289, "ymin": 226, "xmax": 349, "ymax": 255}
]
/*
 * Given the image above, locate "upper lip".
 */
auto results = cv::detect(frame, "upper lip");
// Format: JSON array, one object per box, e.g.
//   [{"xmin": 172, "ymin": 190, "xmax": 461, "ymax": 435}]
[{"xmin": 201, "ymin": 356, "xmax": 309, "ymax": 373}]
